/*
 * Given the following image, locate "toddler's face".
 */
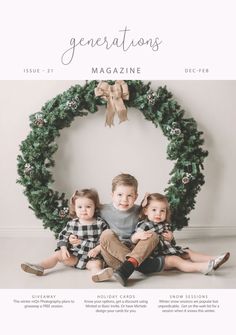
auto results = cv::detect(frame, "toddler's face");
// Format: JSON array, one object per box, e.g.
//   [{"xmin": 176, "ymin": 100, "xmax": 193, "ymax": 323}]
[
  {"xmin": 112, "ymin": 185, "xmax": 137, "ymax": 211},
  {"xmin": 144, "ymin": 200, "xmax": 167, "ymax": 223},
  {"xmin": 75, "ymin": 197, "xmax": 95, "ymax": 221}
]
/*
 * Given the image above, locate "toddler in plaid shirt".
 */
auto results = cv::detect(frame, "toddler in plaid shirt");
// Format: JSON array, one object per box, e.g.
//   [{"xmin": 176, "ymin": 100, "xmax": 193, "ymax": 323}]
[
  {"xmin": 133, "ymin": 193, "xmax": 230, "ymax": 275},
  {"xmin": 21, "ymin": 189, "xmax": 113, "ymax": 282}
]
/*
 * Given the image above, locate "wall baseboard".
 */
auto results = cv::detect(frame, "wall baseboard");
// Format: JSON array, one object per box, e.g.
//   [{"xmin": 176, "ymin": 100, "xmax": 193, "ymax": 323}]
[
  {"xmin": 0, "ymin": 226, "xmax": 54, "ymax": 238},
  {"xmin": 0, "ymin": 226, "xmax": 236, "ymax": 238},
  {"xmin": 174, "ymin": 226, "xmax": 236, "ymax": 239}
]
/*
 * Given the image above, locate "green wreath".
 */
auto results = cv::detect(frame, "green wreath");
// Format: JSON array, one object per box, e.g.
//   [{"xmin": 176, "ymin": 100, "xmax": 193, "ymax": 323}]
[{"xmin": 17, "ymin": 80, "xmax": 208, "ymax": 235}]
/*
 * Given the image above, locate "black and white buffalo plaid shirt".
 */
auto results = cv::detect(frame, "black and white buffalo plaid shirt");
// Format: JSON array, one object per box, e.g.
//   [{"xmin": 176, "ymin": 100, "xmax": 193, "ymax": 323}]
[
  {"xmin": 57, "ymin": 216, "xmax": 109, "ymax": 269},
  {"xmin": 135, "ymin": 220, "xmax": 188, "ymax": 256}
]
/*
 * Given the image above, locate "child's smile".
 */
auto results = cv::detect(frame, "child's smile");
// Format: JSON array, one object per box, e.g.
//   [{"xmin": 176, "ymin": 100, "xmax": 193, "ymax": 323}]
[{"xmin": 112, "ymin": 185, "xmax": 138, "ymax": 211}]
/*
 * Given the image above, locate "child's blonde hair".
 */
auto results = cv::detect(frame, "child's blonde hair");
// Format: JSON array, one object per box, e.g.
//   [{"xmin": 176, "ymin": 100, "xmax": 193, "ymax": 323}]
[
  {"xmin": 69, "ymin": 188, "xmax": 101, "ymax": 218},
  {"xmin": 139, "ymin": 193, "xmax": 171, "ymax": 222},
  {"xmin": 112, "ymin": 173, "xmax": 138, "ymax": 193}
]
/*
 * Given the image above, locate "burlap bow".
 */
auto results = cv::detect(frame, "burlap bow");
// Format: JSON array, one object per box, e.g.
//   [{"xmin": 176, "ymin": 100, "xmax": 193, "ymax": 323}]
[{"xmin": 94, "ymin": 80, "xmax": 129, "ymax": 127}]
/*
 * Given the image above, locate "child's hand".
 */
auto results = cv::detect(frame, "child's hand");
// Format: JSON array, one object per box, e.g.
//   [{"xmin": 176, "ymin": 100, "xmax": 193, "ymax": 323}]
[
  {"xmin": 69, "ymin": 234, "xmax": 81, "ymax": 246},
  {"xmin": 132, "ymin": 231, "xmax": 153, "ymax": 242},
  {"xmin": 162, "ymin": 230, "xmax": 173, "ymax": 241},
  {"xmin": 88, "ymin": 246, "xmax": 100, "ymax": 258}
]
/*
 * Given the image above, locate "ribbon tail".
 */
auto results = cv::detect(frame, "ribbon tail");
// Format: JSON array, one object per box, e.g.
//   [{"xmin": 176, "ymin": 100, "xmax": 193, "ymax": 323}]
[
  {"xmin": 117, "ymin": 108, "xmax": 128, "ymax": 124},
  {"xmin": 115, "ymin": 99, "xmax": 128, "ymax": 124},
  {"xmin": 105, "ymin": 101, "xmax": 115, "ymax": 127}
]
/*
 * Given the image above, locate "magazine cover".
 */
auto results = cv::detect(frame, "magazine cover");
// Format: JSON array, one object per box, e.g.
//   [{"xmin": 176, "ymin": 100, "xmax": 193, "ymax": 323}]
[{"xmin": 0, "ymin": 1, "xmax": 235, "ymax": 334}]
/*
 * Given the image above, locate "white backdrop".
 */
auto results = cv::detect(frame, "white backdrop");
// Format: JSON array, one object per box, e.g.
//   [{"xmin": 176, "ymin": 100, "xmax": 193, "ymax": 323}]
[{"xmin": 0, "ymin": 80, "xmax": 235, "ymax": 237}]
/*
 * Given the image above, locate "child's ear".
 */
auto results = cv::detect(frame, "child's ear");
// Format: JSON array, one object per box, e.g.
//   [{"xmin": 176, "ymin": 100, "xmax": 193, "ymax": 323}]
[{"xmin": 135, "ymin": 193, "xmax": 138, "ymax": 201}]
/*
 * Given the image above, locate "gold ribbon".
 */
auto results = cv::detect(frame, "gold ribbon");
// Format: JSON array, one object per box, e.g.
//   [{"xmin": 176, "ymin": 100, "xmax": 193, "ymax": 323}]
[{"xmin": 94, "ymin": 80, "xmax": 129, "ymax": 127}]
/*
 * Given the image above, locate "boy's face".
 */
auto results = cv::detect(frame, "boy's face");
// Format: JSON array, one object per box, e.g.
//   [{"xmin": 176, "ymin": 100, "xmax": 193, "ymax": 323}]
[
  {"xmin": 112, "ymin": 185, "xmax": 138, "ymax": 211},
  {"xmin": 144, "ymin": 200, "xmax": 167, "ymax": 223}
]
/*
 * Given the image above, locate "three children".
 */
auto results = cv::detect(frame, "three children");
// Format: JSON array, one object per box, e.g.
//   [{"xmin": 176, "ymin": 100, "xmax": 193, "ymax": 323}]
[{"xmin": 21, "ymin": 175, "xmax": 230, "ymax": 285}]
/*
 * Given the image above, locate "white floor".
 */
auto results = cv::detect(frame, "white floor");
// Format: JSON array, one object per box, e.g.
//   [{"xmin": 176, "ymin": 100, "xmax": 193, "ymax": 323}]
[{"xmin": 1, "ymin": 236, "xmax": 235, "ymax": 289}]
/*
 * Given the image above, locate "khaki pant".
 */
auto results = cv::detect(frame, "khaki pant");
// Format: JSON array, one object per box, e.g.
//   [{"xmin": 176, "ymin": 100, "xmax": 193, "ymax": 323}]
[{"xmin": 100, "ymin": 229, "xmax": 159, "ymax": 270}]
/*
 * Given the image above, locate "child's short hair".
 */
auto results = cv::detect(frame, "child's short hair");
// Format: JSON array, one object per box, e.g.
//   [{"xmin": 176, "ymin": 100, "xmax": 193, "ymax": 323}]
[
  {"xmin": 69, "ymin": 188, "xmax": 101, "ymax": 218},
  {"xmin": 112, "ymin": 173, "xmax": 138, "ymax": 193},
  {"xmin": 140, "ymin": 193, "xmax": 171, "ymax": 222}
]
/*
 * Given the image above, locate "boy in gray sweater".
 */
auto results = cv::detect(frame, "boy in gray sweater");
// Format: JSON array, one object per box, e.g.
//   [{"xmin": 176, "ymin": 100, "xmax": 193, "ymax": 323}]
[{"xmin": 99, "ymin": 173, "xmax": 164, "ymax": 286}]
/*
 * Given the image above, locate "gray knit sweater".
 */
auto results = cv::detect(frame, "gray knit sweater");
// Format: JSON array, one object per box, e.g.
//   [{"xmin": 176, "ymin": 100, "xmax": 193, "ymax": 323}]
[{"xmin": 100, "ymin": 203, "xmax": 140, "ymax": 242}]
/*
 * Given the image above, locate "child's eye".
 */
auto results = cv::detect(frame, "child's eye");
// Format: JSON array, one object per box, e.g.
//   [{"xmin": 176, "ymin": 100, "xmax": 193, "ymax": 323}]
[{"xmin": 118, "ymin": 194, "xmax": 122, "ymax": 197}]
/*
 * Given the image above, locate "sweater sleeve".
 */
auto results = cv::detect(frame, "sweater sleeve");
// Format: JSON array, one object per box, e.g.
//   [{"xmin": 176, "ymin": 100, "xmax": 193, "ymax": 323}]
[{"xmin": 57, "ymin": 221, "xmax": 74, "ymax": 248}]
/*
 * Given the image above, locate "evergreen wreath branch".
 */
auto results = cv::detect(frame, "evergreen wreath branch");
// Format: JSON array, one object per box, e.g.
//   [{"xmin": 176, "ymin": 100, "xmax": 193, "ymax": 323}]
[{"xmin": 17, "ymin": 80, "xmax": 208, "ymax": 235}]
